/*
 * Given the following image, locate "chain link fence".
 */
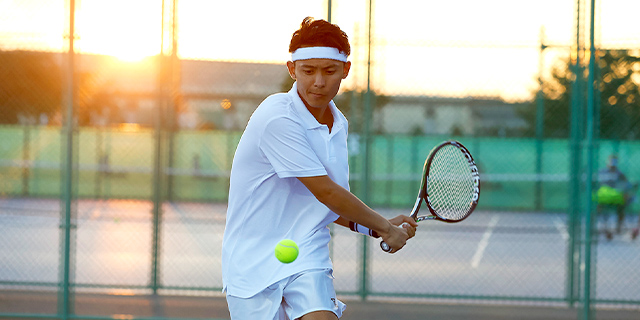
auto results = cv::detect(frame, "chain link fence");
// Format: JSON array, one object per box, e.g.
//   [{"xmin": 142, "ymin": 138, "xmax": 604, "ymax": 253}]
[{"xmin": 1, "ymin": 0, "xmax": 640, "ymax": 319}]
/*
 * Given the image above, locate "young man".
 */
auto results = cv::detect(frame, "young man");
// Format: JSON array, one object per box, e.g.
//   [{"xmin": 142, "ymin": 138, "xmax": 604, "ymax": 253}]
[{"xmin": 222, "ymin": 17, "xmax": 417, "ymax": 320}]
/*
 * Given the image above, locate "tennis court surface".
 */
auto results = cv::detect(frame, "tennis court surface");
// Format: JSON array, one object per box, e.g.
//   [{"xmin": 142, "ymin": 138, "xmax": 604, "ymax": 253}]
[
  {"xmin": 2, "ymin": 290, "xmax": 639, "ymax": 320},
  {"xmin": 2, "ymin": 198, "xmax": 640, "ymax": 319}
]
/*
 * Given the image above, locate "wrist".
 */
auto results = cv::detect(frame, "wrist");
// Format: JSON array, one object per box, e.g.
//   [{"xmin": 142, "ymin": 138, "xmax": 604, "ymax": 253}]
[{"xmin": 349, "ymin": 221, "xmax": 380, "ymax": 238}]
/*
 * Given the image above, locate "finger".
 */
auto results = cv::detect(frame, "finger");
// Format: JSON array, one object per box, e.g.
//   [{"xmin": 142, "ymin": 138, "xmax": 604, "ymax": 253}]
[
  {"xmin": 393, "ymin": 242, "xmax": 406, "ymax": 253},
  {"xmin": 402, "ymin": 223, "xmax": 416, "ymax": 239},
  {"xmin": 405, "ymin": 225, "xmax": 416, "ymax": 238},
  {"xmin": 406, "ymin": 217, "xmax": 419, "ymax": 227}
]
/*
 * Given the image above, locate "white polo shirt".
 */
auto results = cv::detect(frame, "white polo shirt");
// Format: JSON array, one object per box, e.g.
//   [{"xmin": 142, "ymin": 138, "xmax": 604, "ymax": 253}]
[{"xmin": 222, "ymin": 82, "xmax": 350, "ymax": 298}]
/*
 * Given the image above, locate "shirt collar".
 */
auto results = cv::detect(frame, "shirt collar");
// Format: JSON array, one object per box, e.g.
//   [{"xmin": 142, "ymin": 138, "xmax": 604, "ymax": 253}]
[{"xmin": 288, "ymin": 82, "xmax": 344, "ymax": 133}]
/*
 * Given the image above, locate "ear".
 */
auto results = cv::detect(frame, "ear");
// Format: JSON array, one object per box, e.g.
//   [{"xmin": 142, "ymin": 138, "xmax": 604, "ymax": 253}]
[
  {"xmin": 342, "ymin": 61, "xmax": 351, "ymax": 79},
  {"xmin": 286, "ymin": 61, "xmax": 296, "ymax": 80}
]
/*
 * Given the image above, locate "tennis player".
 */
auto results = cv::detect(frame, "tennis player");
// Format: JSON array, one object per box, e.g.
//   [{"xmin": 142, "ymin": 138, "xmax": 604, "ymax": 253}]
[
  {"xmin": 596, "ymin": 155, "xmax": 634, "ymax": 239},
  {"xmin": 222, "ymin": 17, "xmax": 417, "ymax": 320}
]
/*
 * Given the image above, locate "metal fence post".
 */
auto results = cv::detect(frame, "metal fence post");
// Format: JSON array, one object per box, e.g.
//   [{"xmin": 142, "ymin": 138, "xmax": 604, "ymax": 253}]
[
  {"xmin": 535, "ymin": 28, "xmax": 547, "ymax": 211},
  {"xmin": 58, "ymin": 0, "xmax": 76, "ymax": 318},
  {"xmin": 567, "ymin": 0, "xmax": 584, "ymax": 307},
  {"xmin": 151, "ymin": 0, "xmax": 167, "ymax": 294},
  {"xmin": 580, "ymin": 1, "xmax": 598, "ymax": 319},
  {"xmin": 359, "ymin": 0, "xmax": 374, "ymax": 301},
  {"xmin": 21, "ymin": 125, "xmax": 30, "ymax": 196}
]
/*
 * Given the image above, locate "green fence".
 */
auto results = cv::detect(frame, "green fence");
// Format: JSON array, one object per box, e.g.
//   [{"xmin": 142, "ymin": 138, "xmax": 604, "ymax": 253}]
[
  {"xmin": 2, "ymin": 0, "xmax": 640, "ymax": 320},
  {"xmin": 4, "ymin": 125, "xmax": 640, "ymax": 213}
]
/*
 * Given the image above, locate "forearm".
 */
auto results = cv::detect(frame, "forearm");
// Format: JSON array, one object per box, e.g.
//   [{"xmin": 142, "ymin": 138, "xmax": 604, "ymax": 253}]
[
  {"xmin": 334, "ymin": 216, "xmax": 350, "ymax": 228},
  {"xmin": 322, "ymin": 183, "xmax": 392, "ymax": 235},
  {"xmin": 298, "ymin": 176, "xmax": 392, "ymax": 236}
]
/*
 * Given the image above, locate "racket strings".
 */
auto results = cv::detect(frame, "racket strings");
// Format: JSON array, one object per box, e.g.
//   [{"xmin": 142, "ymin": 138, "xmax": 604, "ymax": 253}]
[{"xmin": 427, "ymin": 145, "xmax": 476, "ymax": 220}]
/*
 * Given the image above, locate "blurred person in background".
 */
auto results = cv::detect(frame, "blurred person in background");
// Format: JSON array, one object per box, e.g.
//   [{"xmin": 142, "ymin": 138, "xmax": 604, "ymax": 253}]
[
  {"xmin": 595, "ymin": 154, "xmax": 637, "ymax": 240},
  {"xmin": 633, "ymin": 213, "xmax": 640, "ymax": 240}
]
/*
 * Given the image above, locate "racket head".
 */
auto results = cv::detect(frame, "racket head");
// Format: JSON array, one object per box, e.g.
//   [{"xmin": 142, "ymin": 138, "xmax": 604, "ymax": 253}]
[
  {"xmin": 380, "ymin": 140, "xmax": 480, "ymax": 253},
  {"xmin": 422, "ymin": 140, "xmax": 480, "ymax": 222}
]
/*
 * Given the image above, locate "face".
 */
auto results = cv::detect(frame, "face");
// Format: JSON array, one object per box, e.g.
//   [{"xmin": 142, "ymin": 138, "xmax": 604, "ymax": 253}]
[{"xmin": 287, "ymin": 59, "xmax": 351, "ymax": 109}]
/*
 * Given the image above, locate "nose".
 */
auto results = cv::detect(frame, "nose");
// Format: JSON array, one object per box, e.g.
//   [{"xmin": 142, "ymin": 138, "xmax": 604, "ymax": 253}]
[{"xmin": 313, "ymin": 73, "xmax": 325, "ymax": 87}]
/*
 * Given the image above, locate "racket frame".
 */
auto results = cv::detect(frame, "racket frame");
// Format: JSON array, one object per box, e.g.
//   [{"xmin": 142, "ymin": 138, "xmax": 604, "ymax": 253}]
[
  {"xmin": 421, "ymin": 140, "xmax": 480, "ymax": 223},
  {"xmin": 380, "ymin": 140, "xmax": 480, "ymax": 252}
]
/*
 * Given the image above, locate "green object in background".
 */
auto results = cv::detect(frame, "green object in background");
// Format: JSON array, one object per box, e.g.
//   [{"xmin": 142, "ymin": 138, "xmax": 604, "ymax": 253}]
[{"xmin": 593, "ymin": 185, "xmax": 625, "ymax": 205}]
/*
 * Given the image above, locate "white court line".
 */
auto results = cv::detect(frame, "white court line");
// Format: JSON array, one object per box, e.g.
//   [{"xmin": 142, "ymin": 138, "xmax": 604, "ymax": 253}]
[
  {"xmin": 553, "ymin": 217, "xmax": 569, "ymax": 241},
  {"xmin": 471, "ymin": 215, "xmax": 499, "ymax": 269}
]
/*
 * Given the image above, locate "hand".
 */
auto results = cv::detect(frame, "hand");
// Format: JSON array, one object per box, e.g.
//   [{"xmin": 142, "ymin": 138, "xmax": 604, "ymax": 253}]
[
  {"xmin": 389, "ymin": 215, "xmax": 418, "ymax": 239},
  {"xmin": 380, "ymin": 215, "xmax": 418, "ymax": 253}
]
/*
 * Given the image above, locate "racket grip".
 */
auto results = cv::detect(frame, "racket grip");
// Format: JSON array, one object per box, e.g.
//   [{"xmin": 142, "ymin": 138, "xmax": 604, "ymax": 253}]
[
  {"xmin": 380, "ymin": 241, "xmax": 392, "ymax": 252},
  {"xmin": 379, "ymin": 222, "xmax": 409, "ymax": 253}
]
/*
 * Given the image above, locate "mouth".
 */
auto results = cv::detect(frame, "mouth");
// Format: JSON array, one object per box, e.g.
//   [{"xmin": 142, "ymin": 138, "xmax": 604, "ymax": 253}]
[{"xmin": 309, "ymin": 92, "xmax": 324, "ymax": 99}]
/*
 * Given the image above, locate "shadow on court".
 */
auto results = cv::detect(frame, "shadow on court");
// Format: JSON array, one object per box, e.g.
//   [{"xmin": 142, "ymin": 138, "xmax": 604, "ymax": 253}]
[{"xmin": 2, "ymin": 290, "xmax": 639, "ymax": 320}]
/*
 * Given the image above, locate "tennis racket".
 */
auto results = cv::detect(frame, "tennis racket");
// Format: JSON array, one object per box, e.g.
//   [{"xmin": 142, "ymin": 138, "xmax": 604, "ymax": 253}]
[{"xmin": 381, "ymin": 140, "xmax": 480, "ymax": 252}]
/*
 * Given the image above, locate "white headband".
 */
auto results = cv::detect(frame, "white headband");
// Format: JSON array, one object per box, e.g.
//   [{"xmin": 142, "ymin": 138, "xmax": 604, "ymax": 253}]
[{"xmin": 291, "ymin": 47, "xmax": 348, "ymax": 62}]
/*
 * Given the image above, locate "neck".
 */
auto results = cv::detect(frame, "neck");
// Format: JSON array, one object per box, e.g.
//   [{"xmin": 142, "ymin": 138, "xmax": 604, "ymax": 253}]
[{"xmin": 298, "ymin": 93, "xmax": 333, "ymax": 130}]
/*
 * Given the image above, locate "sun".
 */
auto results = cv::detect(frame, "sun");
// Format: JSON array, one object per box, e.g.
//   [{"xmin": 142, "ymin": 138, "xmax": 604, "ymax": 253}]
[
  {"xmin": 74, "ymin": 0, "xmax": 162, "ymax": 61},
  {"xmin": 101, "ymin": 38, "xmax": 158, "ymax": 63}
]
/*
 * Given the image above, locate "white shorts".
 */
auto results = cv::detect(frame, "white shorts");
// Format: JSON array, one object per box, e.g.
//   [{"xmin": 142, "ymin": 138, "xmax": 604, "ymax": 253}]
[{"xmin": 226, "ymin": 268, "xmax": 346, "ymax": 320}]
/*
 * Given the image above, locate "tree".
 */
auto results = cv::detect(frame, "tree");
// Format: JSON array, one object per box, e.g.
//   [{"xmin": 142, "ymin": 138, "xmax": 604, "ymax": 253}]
[
  {"xmin": 76, "ymin": 72, "xmax": 122, "ymax": 127},
  {"xmin": 597, "ymin": 50, "xmax": 640, "ymax": 139},
  {"xmin": 518, "ymin": 55, "xmax": 574, "ymax": 138},
  {"xmin": 0, "ymin": 51, "xmax": 63, "ymax": 124},
  {"xmin": 518, "ymin": 49, "xmax": 640, "ymax": 139},
  {"xmin": 333, "ymin": 89, "xmax": 390, "ymax": 134}
]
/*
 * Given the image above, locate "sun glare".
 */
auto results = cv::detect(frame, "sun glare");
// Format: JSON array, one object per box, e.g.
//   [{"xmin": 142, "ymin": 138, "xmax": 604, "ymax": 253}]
[
  {"xmin": 5, "ymin": 0, "xmax": 640, "ymax": 101},
  {"xmin": 106, "ymin": 42, "xmax": 156, "ymax": 63},
  {"xmin": 75, "ymin": 0, "xmax": 161, "ymax": 61}
]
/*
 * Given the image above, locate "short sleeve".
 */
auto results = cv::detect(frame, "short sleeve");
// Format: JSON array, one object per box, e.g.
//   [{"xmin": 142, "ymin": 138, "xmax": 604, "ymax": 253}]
[{"xmin": 259, "ymin": 117, "xmax": 327, "ymax": 178}]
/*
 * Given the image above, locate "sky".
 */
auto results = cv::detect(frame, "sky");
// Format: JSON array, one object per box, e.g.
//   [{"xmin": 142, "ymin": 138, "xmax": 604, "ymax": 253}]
[{"xmin": 1, "ymin": 0, "xmax": 639, "ymax": 101}]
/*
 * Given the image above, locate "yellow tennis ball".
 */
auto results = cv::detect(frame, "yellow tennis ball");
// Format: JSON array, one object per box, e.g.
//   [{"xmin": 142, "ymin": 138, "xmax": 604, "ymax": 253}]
[{"xmin": 275, "ymin": 239, "xmax": 299, "ymax": 264}]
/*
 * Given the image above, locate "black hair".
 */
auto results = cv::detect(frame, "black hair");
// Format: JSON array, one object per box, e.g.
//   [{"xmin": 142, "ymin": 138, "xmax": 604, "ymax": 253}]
[{"xmin": 288, "ymin": 17, "xmax": 350, "ymax": 56}]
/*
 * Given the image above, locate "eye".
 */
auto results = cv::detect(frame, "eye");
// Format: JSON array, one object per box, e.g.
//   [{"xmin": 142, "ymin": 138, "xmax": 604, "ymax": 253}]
[{"xmin": 326, "ymin": 70, "xmax": 336, "ymax": 75}]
